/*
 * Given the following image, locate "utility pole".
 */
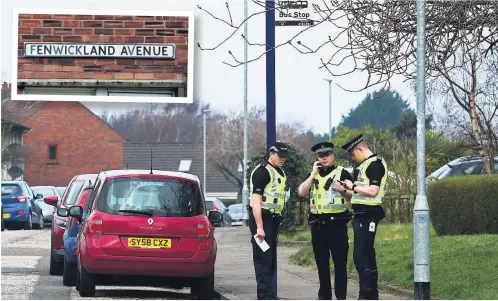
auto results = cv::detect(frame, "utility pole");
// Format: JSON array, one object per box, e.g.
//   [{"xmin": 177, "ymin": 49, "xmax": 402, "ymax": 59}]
[
  {"xmin": 242, "ymin": 0, "xmax": 250, "ymax": 227},
  {"xmin": 323, "ymin": 79, "xmax": 332, "ymax": 138},
  {"xmin": 414, "ymin": 0, "xmax": 430, "ymax": 299},
  {"xmin": 203, "ymin": 109, "xmax": 210, "ymax": 195}
]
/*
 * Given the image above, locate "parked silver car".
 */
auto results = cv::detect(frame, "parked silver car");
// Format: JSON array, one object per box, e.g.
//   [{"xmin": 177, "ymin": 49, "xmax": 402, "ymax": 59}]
[
  {"xmin": 31, "ymin": 186, "xmax": 62, "ymax": 224},
  {"xmin": 427, "ymin": 155, "xmax": 498, "ymax": 183},
  {"xmin": 228, "ymin": 204, "xmax": 244, "ymax": 226}
]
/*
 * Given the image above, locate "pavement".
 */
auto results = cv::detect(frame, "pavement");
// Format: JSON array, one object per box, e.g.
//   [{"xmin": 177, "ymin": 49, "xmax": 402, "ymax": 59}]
[
  {"xmin": 1, "ymin": 225, "xmax": 411, "ymax": 300},
  {"xmin": 214, "ymin": 227, "xmax": 411, "ymax": 300}
]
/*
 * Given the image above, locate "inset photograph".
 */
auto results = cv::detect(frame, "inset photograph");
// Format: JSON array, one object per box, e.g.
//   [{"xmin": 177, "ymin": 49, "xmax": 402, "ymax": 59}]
[{"xmin": 12, "ymin": 8, "xmax": 193, "ymax": 103}]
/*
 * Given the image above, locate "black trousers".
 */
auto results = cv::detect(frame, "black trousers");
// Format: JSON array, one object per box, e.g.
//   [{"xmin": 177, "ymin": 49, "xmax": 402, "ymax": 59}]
[
  {"xmin": 310, "ymin": 218, "xmax": 349, "ymax": 300},
  {"xmin": 249, "ymin": 211, "xmax": 280, "ymax": 300},
  {"xmin": 352, "ymin": 216, "xmax": 381, "ymax": 300}
]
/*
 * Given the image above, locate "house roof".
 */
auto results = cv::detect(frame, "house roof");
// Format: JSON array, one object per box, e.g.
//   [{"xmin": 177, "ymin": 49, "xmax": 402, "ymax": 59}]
[
  {"xmin": 1, "ymin": 87, "xmax": 45, "ymax": 128},
  {"xmin": 123, "ymin": 143, "xmax": 241, "ymax": 195}
]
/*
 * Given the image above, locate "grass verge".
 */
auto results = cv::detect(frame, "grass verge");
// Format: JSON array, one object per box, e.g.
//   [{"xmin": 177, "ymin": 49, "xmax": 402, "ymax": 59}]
[{"xmin": 288, "ymin": 223, "xmax": 498, "ymax": 300}]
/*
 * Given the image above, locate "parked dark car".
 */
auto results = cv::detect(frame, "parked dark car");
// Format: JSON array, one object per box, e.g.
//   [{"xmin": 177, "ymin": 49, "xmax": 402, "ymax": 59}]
[
  {"xmin": 43, "ymin": 174, "xmax": 98, "ymax": 275},
  {"xmin": 1, "ymin": 181, "xmax": 45, "ymax": 230},
  {"xmin": 427, "ymin": 155, "xmax": 498, "ymax": 182}
]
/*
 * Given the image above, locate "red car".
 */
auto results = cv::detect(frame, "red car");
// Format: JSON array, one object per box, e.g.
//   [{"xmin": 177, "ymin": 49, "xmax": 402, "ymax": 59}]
[
  {"xmin": 44, "ymin": 173, "xmax": 98, "ymax": 275},
  {"xmin": 68, "ymin": 170, "xmax": 223, "ymax": 299}
]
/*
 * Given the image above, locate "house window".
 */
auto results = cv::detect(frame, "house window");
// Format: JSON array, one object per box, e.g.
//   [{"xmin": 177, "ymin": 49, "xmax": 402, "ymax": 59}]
[
  {"xmin": 178, "ymin": 159, "xmax": 192, "ymax": 172},
  {"xmin": 49, "ymin": 145, "xmax": 57, "ymax": 160}
]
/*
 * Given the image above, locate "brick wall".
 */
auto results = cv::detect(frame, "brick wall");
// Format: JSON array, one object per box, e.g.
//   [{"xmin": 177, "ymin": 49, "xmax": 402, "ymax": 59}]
[
  {"xmin": 22, "ymin": 101, "xmax": 126, "ymax": 186},
  {"xmin": 17, "ymin": 14, "xmax": 188, "ymax": 85}
]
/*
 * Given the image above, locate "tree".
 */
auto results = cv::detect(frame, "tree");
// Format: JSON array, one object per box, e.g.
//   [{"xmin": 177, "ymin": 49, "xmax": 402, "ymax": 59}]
[
  {"xmin": 197, "ymin": 0, "xmax": 498, "ymax": 173},
  {"xmin": 340, "ymin": 89, "xmax": 412, "ymax": 130},
  {"xmin": 393, "ymin": 110, "xmax": 434, "ymax": 139},
  {"xmin": 205, "ymin": 106, "xmax": 321, "ymax": 199},
  {"xmin": 101, "ymin": 102, "xmax": 208, "ymax": 144}
]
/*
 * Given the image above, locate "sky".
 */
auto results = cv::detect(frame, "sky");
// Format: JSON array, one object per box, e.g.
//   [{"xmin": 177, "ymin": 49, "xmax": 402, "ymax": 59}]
[{"xmin": 1, "ymin": 0, "xmax": 420, "ymax": 135}]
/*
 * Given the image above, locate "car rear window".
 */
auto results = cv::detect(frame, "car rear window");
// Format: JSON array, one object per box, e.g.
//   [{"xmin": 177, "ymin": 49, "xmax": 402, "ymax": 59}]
[
  {"xmin": 1, "ymin": 184, "xmax": 22, "ymax": 195},
  {"xmin": 97, "ymin": 176, "xmax": 204, "ymax": 217},
  {"xmin": 65, "ymin": 180, "xmax": 85, "ymax": 205}
]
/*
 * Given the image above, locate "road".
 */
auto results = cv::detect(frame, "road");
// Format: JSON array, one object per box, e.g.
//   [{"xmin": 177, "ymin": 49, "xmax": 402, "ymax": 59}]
[{"xmin": 1, "ymin": 227, "xmax": 202, "ymax": 300}]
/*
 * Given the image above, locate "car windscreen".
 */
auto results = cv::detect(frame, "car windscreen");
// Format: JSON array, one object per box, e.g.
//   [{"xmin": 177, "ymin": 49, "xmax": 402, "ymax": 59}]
[
  {"xmin": 97, "ymin": 176, "xmax": 204, "ymax": 217},
  {"xmin": 1, "ymin": 184, "xmax": 22, "ymax": 196},
  {"xmin": 65, "ymin": 180, "xmax": 85, "ymax": 205},
  {"xmin": 32, "ymin": 187, "xmax": 56, "ymax": 198}
]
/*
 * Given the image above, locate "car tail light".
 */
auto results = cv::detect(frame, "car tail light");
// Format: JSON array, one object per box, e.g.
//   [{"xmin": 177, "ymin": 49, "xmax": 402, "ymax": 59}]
[
  {"xmin": 19, "ymin": 210, "xmax": 25, "ymax": 216},
  {"xmin": 18, "ymin": 196, "xmax": 27, "ymax": 203},
  {"xmin": 197, "ymin": 219, "xmax": 211, "ymax": 238},
  {"xmin": 86, "ymin": 214, "xmax": 103, "ymax": 236}
]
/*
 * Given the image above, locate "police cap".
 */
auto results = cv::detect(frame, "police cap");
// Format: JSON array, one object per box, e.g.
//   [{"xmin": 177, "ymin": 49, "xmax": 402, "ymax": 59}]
[
  {"xmin": 269, "ymin": 141, "xmax": 289, "ymax": 157},
  {"xmin": 341, "ymin": 134, "xmax": 364, "ymax": 154},
  {"xmin": 311, "ymin": 142, "xmax": 334, "ymax": 156}
]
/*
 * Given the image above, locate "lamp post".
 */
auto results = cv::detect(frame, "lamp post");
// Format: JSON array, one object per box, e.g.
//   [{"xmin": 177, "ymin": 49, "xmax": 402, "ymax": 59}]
[
  {"xmin": 203, "ymin": 109, "xmax": 210, "ymax": 195},
  {"xmin": 323, "ymin": 79, "xmax": 332, "ymax": 138},
  {"xmin": 242, "ymin": 0, "xmax": 250, "ymax": 226},
  {"xmin": 414, "ymin": 0, "xmax": 430, "ymax": 299}
]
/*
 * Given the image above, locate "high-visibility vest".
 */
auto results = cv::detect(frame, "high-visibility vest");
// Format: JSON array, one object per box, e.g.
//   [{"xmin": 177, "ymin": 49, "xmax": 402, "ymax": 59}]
[
  {"xmin": 249, "ymin": 163, "xmax": 287, "ymax": 214},
  {"xmin": 309, "ymin": 166, "xmax": 348, "ymax": 214},
  {"xmin": 350, "ymin": 155, "xmax": 388, "ymax": 206}
]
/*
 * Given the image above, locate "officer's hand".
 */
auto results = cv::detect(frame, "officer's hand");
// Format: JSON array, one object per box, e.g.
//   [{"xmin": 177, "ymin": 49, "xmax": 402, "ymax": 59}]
[
  {"xmin": 344, "ymin": 179, "xmax": 354, "ymax": 190},
  {"xmin": 311, "ymin": 161, "xmax": 321, "ymax": 176},
  {"xmin": 256, "ymin": 227, "xmax": 265, "ymax": 241},
  {"xmin": 333, "ymin": 182, "xmax": 346, "ymax": 193}
]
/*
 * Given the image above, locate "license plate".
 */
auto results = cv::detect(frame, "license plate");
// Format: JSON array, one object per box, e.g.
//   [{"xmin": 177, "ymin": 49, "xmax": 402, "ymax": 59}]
[
  {"xmin": 127, "ymin": 237, "xmax": 171, "ymax": 249},
  {"xmin": 3, "ymin": 213, "xmax": 10, "ymax": 219}
]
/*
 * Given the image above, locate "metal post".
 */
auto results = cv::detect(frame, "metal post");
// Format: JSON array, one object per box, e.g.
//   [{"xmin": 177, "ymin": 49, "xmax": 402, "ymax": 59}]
[
  {"xmin": 414, "ymin": 0, "xmax": 430, "ymax": 299},
  {"xmin": 265, "ymin": 1, "xmax": 277, "ymax": 298},
  {"xmin": 203, "ymin": 109, "xmax": 209, "ymax": 195},
  {"xmin": 242, "ymin": 0, "xmax": 250, "ymax": 226},
  {"xmin": 323, "ymin": 79, "xmax": 332, "ymax": 138},
  {"xmin": 266, "ymin": 0, "xmax": 276, "ymax": 150}
]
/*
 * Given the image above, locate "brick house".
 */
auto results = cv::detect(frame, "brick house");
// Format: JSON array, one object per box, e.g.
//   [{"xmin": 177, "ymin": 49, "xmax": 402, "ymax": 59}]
[
  {"xmin": 16, "ymin": 12, "xmax": 189, "ymax": 98},
  {"xmin": 2, "ymin": 87, "xmax": 127, "ymax": 186}
]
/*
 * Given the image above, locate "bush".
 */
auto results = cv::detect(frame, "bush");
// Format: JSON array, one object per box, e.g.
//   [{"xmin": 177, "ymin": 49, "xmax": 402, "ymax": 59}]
[
  {"xmin": 246, "ymin": 143, "xmax": 312, "ymax": 233},
  {"xmin": 427, "ymin": 174, "xmax": 498, "ymax": 236}
]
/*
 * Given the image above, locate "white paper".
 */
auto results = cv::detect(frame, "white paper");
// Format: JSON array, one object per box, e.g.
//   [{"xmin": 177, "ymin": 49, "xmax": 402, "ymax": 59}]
[
  {"xmin": 369, "ymin": 222, "xmax": 376, "ymax": 232},
  {"xmin": 254, "ymin": 234, "xmax": 270, "ymax": 252}
]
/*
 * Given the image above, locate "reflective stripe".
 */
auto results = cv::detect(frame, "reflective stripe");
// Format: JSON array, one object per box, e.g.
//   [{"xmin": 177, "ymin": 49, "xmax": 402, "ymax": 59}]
[
  {"xmin": 310, "ymin": 204, "xmax": 346, "ymax": 211},
  {"xmin": 262, "ymin": 203, "xmax": 281, "ymax": 210}
]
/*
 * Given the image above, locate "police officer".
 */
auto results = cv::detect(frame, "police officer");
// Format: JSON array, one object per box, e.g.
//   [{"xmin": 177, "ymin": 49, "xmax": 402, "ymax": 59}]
[
  {"xmin": 340, "ymin": 134, "xmax": 387, "ymax": 300},
  {"xmin": 298, "ymin": 142, "xmax": 354, "ymax": 300},
  {"xmin": 248, "ymin": 141, "xmax": 289, "ymax": 300}
]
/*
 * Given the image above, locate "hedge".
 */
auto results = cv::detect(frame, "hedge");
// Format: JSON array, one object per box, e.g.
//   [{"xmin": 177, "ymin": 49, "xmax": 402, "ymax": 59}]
[{"xmin": 427, "ymin": 174, "xmax": 498, "ymax": 236}]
